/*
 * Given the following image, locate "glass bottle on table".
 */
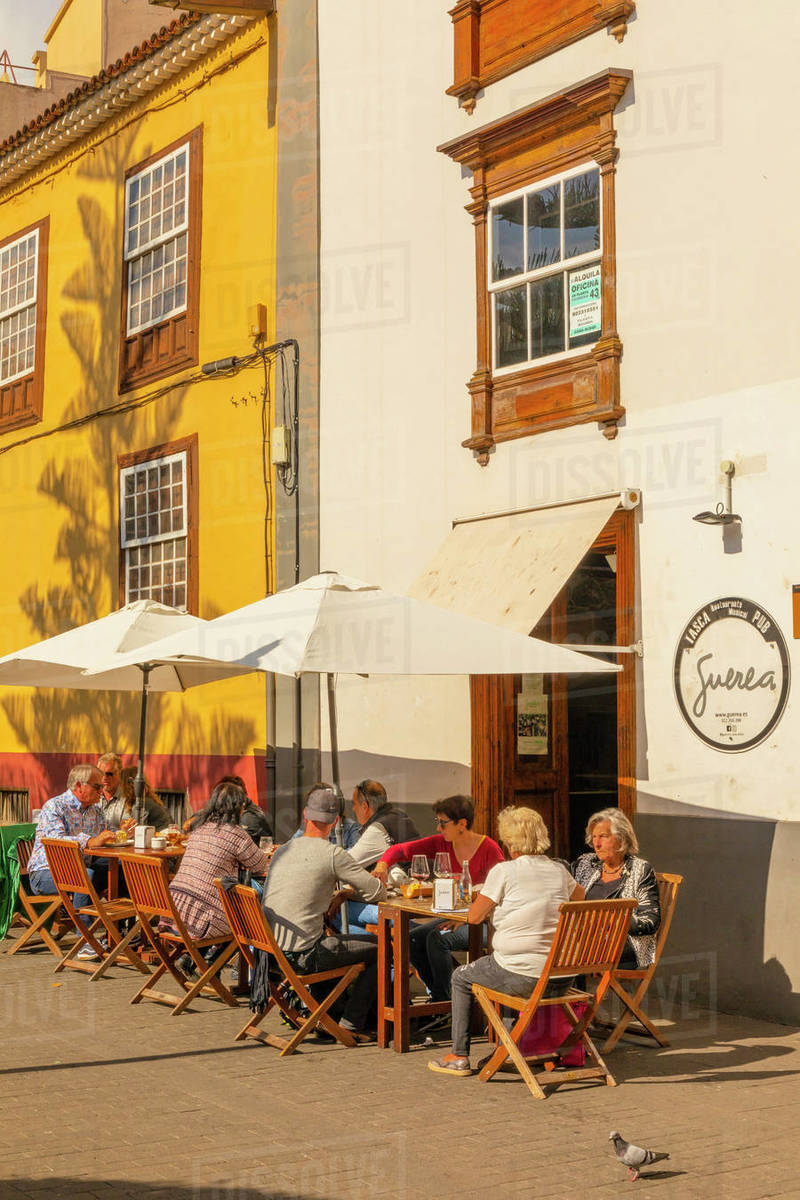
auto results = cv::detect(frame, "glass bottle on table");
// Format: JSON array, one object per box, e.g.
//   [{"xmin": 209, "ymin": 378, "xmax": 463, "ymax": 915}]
[{"xmin": 459, "ymin": 860, "xmax": 472, "ymax": 906}]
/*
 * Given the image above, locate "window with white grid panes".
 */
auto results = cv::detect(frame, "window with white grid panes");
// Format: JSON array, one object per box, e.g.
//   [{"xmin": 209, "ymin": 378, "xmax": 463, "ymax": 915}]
[
  {"xmin": 124, "ymin": 145, "xmax": 189, "ymax": 335},
  {"xmin": 120, "ymin": 451, "xmax": 188, "ymax": 609},
  {"xmin": 489, "ymin": 164, "xmax": 601, "ymax": 373},
  {"xmin": 0, "ymin": 229, "xmax": 39, "ymax": 384}
]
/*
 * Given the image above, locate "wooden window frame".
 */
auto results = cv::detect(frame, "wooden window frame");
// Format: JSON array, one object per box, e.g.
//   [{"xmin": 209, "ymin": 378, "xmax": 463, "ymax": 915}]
[
  {"xmin": 117, "ymin": 434, "xmax": 199, "ymax": 614},
  {"xmin": 438, "ymin": 69, "xmax": 631, "ymax": 463},
  {"xmin": 0, "ymin": 217, "xmax": 49, "ymax": 433},
  {"xmin": 119, "ymin": 127, "xmax": 202, "ymax": 395},
  {"xmin": 489, "ymin": 162, "xmax": 603, "ymax": 373},
  {"xmin": 447, "ymin": 0, "xmax": 635, "ymax": 114}
]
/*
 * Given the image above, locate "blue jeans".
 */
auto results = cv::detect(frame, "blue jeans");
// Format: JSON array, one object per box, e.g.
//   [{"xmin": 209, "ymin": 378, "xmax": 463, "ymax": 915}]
[
  {"xmin": 339, "ymin": 900, "xmax": 379, "ymax": 935},
  {"xmin": 29, "ymin": 860, "xmax": 109, "ymax": 929},
  {"xmin": 409, "ymin": 919, "xmax": 475, "ymax": 1001}
]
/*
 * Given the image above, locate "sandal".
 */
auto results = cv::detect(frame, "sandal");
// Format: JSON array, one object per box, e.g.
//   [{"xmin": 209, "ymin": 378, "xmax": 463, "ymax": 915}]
[{"xmin": 427, "ymin": 1053, "xmax": 472, "ymax": 1077}]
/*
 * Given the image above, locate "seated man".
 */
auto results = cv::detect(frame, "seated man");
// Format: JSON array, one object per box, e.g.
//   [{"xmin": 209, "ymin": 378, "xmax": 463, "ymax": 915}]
[
  {"xmin": 27, "ymin": 764, "xmax": 116, "ymax": 959},
  {"xmin": 260, "ymin": 782, "xmax": 386, "ymax": 1038},
  {"xmin": 343, "ymin": 779, "xmax": 419, "ymax": 933}
]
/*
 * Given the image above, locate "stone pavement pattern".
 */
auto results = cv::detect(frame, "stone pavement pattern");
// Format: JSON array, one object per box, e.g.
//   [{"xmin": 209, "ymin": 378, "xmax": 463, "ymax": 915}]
[{"xmin": 3, "ymin": 932, "xmax": 800, "ymax": 1200}]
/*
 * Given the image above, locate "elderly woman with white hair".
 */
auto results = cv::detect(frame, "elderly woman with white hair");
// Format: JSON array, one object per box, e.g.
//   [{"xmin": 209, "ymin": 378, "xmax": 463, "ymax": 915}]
[
  {"xmin": 428, "ymin": 806, "xmax": 583, "ymax": 1078},
  {"xmin": 570, "ymin": 807, "xmax": 661, "ymax": 970}
]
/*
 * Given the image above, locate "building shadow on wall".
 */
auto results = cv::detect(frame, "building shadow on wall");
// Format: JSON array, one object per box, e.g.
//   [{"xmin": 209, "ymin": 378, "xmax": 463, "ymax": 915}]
[
  {"xmin": 636, "ymin": 802, "xmax": 800, "ymax": 1026},
  {"xmin": 1, "ymin": 129, "xmax": 256, "ymax": 780}
]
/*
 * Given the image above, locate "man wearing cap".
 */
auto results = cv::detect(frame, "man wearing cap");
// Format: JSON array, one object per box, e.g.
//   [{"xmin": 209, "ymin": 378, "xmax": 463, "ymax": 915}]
[{"xmin": 261, "ymin": 782, "xmax": 387, "ymax": 1038}]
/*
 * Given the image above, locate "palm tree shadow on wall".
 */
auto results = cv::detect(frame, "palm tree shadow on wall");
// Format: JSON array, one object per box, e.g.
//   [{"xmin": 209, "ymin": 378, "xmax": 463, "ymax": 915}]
[{"xmin": 2, "ymin": 130, "xmax": 257, "ymax": 775}]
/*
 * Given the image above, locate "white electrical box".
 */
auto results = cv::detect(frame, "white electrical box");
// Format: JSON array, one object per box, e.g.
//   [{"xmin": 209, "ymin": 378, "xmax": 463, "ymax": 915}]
[{"xmin": 271, "ymin": 426, "xmax": 291, "ymax": 467}]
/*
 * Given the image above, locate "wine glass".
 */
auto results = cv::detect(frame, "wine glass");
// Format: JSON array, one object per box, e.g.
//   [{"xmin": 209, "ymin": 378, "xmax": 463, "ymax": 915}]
[
  {"xmin": 410, "ymin": 854, "xmax": 430, "ymax": 884},
  {"xmin": 433, "ymin": 851, "xmax": 451, "ymax": 879}
]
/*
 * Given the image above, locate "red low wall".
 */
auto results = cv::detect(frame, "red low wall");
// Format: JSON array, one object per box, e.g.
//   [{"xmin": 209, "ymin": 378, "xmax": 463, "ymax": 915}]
[{"xmin": 0, "ymin": 751, "xmax": 269, "ymax": 813}]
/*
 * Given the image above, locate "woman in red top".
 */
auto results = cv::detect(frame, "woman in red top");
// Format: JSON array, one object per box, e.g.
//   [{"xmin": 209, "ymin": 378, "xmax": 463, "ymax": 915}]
[{"xmin": 374, "ymin": 794, "xmax": 504, "ymax": 1014}]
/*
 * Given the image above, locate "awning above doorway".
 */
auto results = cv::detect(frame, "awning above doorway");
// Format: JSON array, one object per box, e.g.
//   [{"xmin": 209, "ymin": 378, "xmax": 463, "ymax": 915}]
[{"xmin": 409, "ymin": 493, "xmax": 622, "ymax": 635}]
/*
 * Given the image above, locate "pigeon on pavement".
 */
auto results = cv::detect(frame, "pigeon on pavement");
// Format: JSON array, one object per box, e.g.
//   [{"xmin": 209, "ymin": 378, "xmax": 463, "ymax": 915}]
[{"xmin": 609, "ymin": 1130, "xmax": 670, "ymax": 1181}]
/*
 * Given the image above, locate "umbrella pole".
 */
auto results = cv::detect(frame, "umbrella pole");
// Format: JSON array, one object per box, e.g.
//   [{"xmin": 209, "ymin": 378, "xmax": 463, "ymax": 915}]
[
  {"xmin": 133, "ymin": 665, "xmax": 152, "ymax": 825},
  {"xmin": 326, "ymin": 672, "xmax": 349, "ymax": 934}
]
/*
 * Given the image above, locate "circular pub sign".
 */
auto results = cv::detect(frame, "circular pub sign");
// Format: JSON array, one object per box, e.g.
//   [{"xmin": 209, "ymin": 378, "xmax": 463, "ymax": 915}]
[{"xmin": 674, "ymin": 597, "xmax": 790, "ymax": 752}]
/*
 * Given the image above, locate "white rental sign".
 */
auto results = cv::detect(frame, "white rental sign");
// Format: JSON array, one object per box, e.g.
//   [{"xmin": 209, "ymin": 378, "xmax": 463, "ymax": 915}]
[
  {"xmin": 673, "ymin": 597, "xmax": 790, "ymax": 752},
  {"xmin": 568, "ymin": 264, "xmax": 601, "ymax": 338}
]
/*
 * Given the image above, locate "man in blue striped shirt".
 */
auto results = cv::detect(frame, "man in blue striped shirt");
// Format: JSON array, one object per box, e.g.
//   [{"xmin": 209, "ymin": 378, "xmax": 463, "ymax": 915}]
[{"xmin": 29, "ymin": 765, "xmax": 117, "ymax": 945}]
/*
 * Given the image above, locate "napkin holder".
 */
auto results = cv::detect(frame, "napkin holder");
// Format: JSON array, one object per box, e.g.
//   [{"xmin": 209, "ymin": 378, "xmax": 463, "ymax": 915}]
[
  {"xmin": 433, "ymin": 877, "xmax": 458, "ymax": 912},
  {"xmin": 134, "ymin": 824, "xmax": 154, "ymax": 849}
]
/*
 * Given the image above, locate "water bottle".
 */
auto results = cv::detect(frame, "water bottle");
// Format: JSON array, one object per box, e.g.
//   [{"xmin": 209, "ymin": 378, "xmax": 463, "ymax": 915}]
[{"xmin": 459, "ymin": 861, "xmax": 472, "ymax": 906}]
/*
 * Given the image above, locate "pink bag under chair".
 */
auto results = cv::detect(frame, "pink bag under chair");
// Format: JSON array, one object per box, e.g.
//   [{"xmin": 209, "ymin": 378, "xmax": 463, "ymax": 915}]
[{"xmin": 517, "ymin": 1000, "xmax": 587, "ymax": 1067}]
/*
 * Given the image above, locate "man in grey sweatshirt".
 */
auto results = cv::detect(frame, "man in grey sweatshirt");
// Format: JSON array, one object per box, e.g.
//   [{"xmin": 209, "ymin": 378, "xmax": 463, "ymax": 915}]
[{"xmin": 262, "ymin": 783, "xmax": 387, "ymax": 1035}]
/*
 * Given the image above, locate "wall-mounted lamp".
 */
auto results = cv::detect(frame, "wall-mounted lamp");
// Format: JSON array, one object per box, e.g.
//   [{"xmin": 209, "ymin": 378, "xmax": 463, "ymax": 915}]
[{"xmin": 693, "ymin": 460, "xmax": 741, "ymax": 526}]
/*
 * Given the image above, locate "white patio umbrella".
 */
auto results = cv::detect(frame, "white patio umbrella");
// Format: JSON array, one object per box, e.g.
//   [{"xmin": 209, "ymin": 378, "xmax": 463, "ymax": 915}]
[
  {"xmin": 0, "ymin": 600, "xmax": 254, "ymax": 818},
  {"xmin": 86, "ymin": 572, "xmax": 619, "ymax": 811}
]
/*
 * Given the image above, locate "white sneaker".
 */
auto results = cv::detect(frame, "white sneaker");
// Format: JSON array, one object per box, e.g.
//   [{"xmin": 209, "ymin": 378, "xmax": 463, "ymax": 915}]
[{"xmin": 77, "ymin": 936, "xmax": 108, "ymax": 961}]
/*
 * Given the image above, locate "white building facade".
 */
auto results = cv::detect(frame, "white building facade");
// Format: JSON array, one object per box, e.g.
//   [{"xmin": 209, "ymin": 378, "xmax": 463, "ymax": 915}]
[{"xmin": 316, "ymin": 0, "xmax": 800, "ymax": 1023}]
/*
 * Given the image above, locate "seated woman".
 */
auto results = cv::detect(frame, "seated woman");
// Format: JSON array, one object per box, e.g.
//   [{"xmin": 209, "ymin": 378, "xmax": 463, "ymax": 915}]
[
  {"xmin": 168, "ymin": 781, "xmax": 269, "ymax": 941},
  {"xmin": 428, "ymin": 806, "xmax": 583, "ymax": 1076},
  {"xmin": 570, "ymin": 807, "xmax": 661, "ymax": 969},
  {"xmin": 215, "ymin": 774, "xmax": 273, "ymax": 844},
  {"xmin": 104, "ymin": 766, "xmax": 171, "ymax": 832},
  {"xmin": 373, "ymin": 794, "xmax": 505, "ymax": 1014}
]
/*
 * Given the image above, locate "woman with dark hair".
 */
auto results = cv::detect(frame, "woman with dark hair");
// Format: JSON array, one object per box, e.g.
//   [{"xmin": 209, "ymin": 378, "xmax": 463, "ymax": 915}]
[
  {"xmin": 168, "ymin": 782, "xmax": 269, "ymax": 939},
  {"xmin": 214, "ymin": 774, "xmax": 273, "ymax": 844},
  {"xmin": 373, "ymin": 795, "xmax": 505, "ymax": 1014}
]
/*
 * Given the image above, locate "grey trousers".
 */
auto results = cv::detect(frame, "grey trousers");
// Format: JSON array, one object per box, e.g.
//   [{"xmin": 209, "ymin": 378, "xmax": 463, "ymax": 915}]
[{"xmin": 450, "ymin": 954, "xmax": 538, "ymax": 1056}]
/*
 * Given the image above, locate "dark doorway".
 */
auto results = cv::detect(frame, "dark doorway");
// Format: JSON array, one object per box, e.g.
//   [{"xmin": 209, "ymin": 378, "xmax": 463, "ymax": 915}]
[
  {"xmin": 565, "ymin": 550, "xmax": 619, "ymax": 858},
  {"xmin": 470, "ymin": 510, "xmax": 636, "ymax": 854}
]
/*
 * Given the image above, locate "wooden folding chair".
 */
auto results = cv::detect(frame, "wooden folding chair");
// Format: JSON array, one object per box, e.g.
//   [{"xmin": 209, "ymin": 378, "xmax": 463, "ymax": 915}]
[
  {"xmin": 215, "ymin": 879, "xmax": 365, "ymax": 1054},
  {"xmin": 121, "ymin": 854, "xmax": 238, "ymax": 1016},
  {"xmin": 474, "ymin": 898, "xmax": 638, "ymax": 1100},
  {"xmin": 6, "ymin": 837, "xmax": 73, "ymax": 958},
  {"xmin": 595, "ymin": 872, "xmax": 683, "ymax": 1051},
  {"xmin": 40, "ymin": 838, "xmax": 149, "ymax": 981}
]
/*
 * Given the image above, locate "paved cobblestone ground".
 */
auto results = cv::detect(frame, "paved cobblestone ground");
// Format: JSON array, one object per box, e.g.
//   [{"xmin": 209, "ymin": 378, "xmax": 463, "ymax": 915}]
[{"xmin": 3, "ymin": 930, "xmax": 800, "ymax": 1200}]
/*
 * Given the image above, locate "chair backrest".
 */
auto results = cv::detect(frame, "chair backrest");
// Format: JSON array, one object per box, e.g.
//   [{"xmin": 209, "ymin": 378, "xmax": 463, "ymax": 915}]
[
  {"xmin": 215, "ymin": 880, "xmax": 301, "ymax": 981},
  {"xmin": 543, "ymin": 898, "xmax": 638, "ymax": 979},
  {"xmin": 41, "ymin": 837, "xmax": 98, "ymax": 904},
  {"xmin": 652, "ymin": 872, "xmax": 683, "ymax": 966},
  {"xmin": 119, "ymin": 853, "xmax": 174, "ymax": 920},
  {"xmin": 16, "ymin": 836, "xmax": 34, "ymax": 874}
]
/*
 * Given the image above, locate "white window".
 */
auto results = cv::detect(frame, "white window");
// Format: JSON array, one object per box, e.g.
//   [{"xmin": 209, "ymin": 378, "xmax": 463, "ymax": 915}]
[
  {"xmin": 124, "ymin": 145, "xmax": 189, "ymax": 335},
  {"xmin": 489, "ymin": 164, "xmax": 601, "ymax": 373},
  {"xmin": 0, "ymin": 229, "xmax": 39, "ymax": 384},
  {"xmin": 120, "ymin": 451, "xmax": 188, "ymax": 609}
]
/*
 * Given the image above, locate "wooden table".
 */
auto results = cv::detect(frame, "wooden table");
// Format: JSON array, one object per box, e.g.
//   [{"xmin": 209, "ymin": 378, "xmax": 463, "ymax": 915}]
[
  {"xmin": 91, "ymin": 842, "xmax": 184, "ymax": 899},
  {"xmin": 377, "ymin": 893, "xmax": 484, "ymax": 1053},
  {"xmin": 92, "ymin": 842, "xmax": 254, "ymax": 995}
]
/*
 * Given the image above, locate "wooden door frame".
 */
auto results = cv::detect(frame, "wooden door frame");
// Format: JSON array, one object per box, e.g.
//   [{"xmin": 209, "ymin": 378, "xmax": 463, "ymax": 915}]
[{"xmin": 469, "ymin": 507, "xmax": 636, "ymax": 837}]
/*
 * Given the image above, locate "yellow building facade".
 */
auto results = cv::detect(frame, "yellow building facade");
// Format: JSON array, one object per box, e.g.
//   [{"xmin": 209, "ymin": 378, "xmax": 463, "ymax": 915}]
[{"xmin": 0, "ymin": 7, "xmax": 281, "ymax": 814}]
